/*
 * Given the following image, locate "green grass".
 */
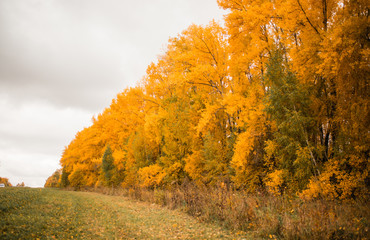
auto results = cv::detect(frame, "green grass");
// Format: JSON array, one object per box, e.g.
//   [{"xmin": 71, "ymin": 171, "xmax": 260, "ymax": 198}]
[{"xmin": 0, "ymin": 188, "xmax": 249, "ymax": 239}]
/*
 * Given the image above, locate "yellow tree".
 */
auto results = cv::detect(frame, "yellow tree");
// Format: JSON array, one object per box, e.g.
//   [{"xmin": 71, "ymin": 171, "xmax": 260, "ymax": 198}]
[
  {"xmin": 0, "ymin": 177, "xmax": 12, "ymax": 187},
  {"xmin": 219, "ymin": 0, "xmax": 369, "ymax": 197},
  {"xmin": 136, "ymin": 39, "xmax": 193, "ymax": 186},
  {"xmin": 167, "ymin": 22, "xmax": 233, "ymax": 185},
  {"xmin": 286, "ymin": 0, "xmax": 370, "ymax": 199},
  {"xmin": 132, "ymin": 22, "xmax": 234, "ymax": 186},
  {"xmin": 218, "ymin": 0, "xmax": 279, "ymax": 191},
  {"xmin": 272, "ymin": 0, "xmax": 369, "ymax": 198},
  {"xmin": 60, "ymin": 123, "xmax": 105, "ymax": 189},
  {"xmin": 100, "ymin": 87, "xmax": 146, "ymax": 187},
  {"xmin": 44, "ymin": 169, "xmax": 61, "ymax": 188}
]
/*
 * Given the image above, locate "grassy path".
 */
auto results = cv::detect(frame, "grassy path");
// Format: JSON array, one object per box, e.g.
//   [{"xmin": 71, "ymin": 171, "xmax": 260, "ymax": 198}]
[{"xmin": 0, "ymin": 188, "xmax": 249, "ymax": 239}]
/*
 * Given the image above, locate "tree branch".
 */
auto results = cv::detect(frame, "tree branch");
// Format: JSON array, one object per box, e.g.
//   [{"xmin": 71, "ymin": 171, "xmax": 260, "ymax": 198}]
[{"xmin": 296, "ymin": 0, "xmax": 322, "ymax": 38}]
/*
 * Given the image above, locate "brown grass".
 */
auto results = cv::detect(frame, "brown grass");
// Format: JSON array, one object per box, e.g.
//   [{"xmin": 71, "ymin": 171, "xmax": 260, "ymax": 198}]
[{"xmin": 92, "ymin": 183, "xmax": 370, "ymax": 240}]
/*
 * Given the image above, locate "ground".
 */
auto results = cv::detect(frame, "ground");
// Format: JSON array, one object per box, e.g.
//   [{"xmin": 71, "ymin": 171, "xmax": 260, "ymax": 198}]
[{"xmin": 0, "ymin": 188, "xmax": 250, "ymax": 239}]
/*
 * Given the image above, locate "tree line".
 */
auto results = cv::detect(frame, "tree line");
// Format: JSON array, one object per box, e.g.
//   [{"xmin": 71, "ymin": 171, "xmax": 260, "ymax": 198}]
[{"xmin": 46, "ymin": 0, "xmax": 369, "ymax": 200}]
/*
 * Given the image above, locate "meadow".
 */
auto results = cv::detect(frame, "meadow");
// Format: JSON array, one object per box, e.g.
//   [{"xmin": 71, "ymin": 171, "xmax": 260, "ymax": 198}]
[
  {"xmin": 1, "ymin": 187, "xmax": 369, "ymax": 239},
  {"xmin": 0, "ymin": 187, "xmax": 249, "ymax": 239}
]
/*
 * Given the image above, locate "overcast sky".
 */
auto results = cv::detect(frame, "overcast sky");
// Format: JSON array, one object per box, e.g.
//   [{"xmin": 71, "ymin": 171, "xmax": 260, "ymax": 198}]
[{"xmin": 0, "ymin": 0, "xmax": 226, "ymax": 187}]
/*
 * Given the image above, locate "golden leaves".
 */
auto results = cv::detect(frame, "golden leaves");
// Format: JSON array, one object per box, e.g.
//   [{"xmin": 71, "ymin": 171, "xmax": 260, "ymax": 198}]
[
  {"xmin": 138, "ymin": 164, "xmax": 165, "ymax": 188},
  {"xmin": 52, "ymin": 0, "xmax": 369, "ymax": 200}
]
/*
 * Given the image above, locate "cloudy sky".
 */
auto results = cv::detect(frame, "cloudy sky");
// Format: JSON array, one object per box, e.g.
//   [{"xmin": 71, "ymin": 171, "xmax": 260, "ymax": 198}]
[{"xmin": 0, "ymin": 0, "xmax": 226, "ymax": 187}]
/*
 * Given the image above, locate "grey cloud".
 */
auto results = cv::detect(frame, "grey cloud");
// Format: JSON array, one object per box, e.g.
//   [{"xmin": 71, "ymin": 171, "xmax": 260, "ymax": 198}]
[
  {"xmin": 0, "ymin": 0, "xmax": 140, "ymax": 111},
  {"xmin": 0, "ymin": 0, "xmax": 224, "ymax": 112},
  {"xmin": 0, "ymin": 0, "xmax": 225, "ymax": 187}
]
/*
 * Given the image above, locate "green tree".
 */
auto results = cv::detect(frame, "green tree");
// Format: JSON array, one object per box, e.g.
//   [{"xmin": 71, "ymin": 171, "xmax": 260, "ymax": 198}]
[
  {"xmin": 264, "ymin": 50, "xmax": 318, "ymax": 193},
  {"xmin": 101, "ymin": 144, "xmax": 115, "ymax": 187},
  {"xmin": 60, "ymin": 168, "xmax": 70, "ymax": 188}
]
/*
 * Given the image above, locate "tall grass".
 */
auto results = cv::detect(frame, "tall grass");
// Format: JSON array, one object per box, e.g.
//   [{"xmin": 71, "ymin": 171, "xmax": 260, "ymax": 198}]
[{"xmin": 101, "ymin": 183, "xmax": 369, "ymax": 240}]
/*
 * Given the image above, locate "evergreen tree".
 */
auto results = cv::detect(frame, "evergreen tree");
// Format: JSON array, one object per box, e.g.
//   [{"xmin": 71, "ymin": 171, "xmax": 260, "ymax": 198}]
[
  {"xmin": 264, "ymin": 50, "xmax": 318, "ymax": 193},
  {"xmin": 102, "ymin": 144, "xmax": 115, "ymax": 187},
  {"xmin": 60, "ymin": 168, "xmax": 69, "ymax": 188}
]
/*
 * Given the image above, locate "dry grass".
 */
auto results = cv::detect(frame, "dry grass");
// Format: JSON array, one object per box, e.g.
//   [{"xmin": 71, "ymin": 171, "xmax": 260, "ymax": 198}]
[{"xmin": 111, "ymin": 183, "xmax": 369, "ymax": 240}]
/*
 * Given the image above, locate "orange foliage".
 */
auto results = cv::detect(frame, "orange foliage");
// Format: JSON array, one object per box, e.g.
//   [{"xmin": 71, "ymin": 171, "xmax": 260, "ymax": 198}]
[
  {"xmin": 47, "ymin": 0, "xmax": 369, "ymax": 200},
  {"xmin": 0, "ymin": 177, "xmax": 12, "ymax": 187}
]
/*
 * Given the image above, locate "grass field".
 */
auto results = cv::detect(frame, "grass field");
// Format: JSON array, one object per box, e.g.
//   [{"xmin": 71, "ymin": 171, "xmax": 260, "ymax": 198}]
[{"xmin": 0, "ymin": 187, "xmax": 250, "ymax": 239}]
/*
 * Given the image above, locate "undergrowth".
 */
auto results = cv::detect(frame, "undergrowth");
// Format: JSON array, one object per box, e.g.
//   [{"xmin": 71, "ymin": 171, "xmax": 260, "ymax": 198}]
[{"xmin": 87, "ymin": 183, "xmax": 369, "ymax": 240}]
